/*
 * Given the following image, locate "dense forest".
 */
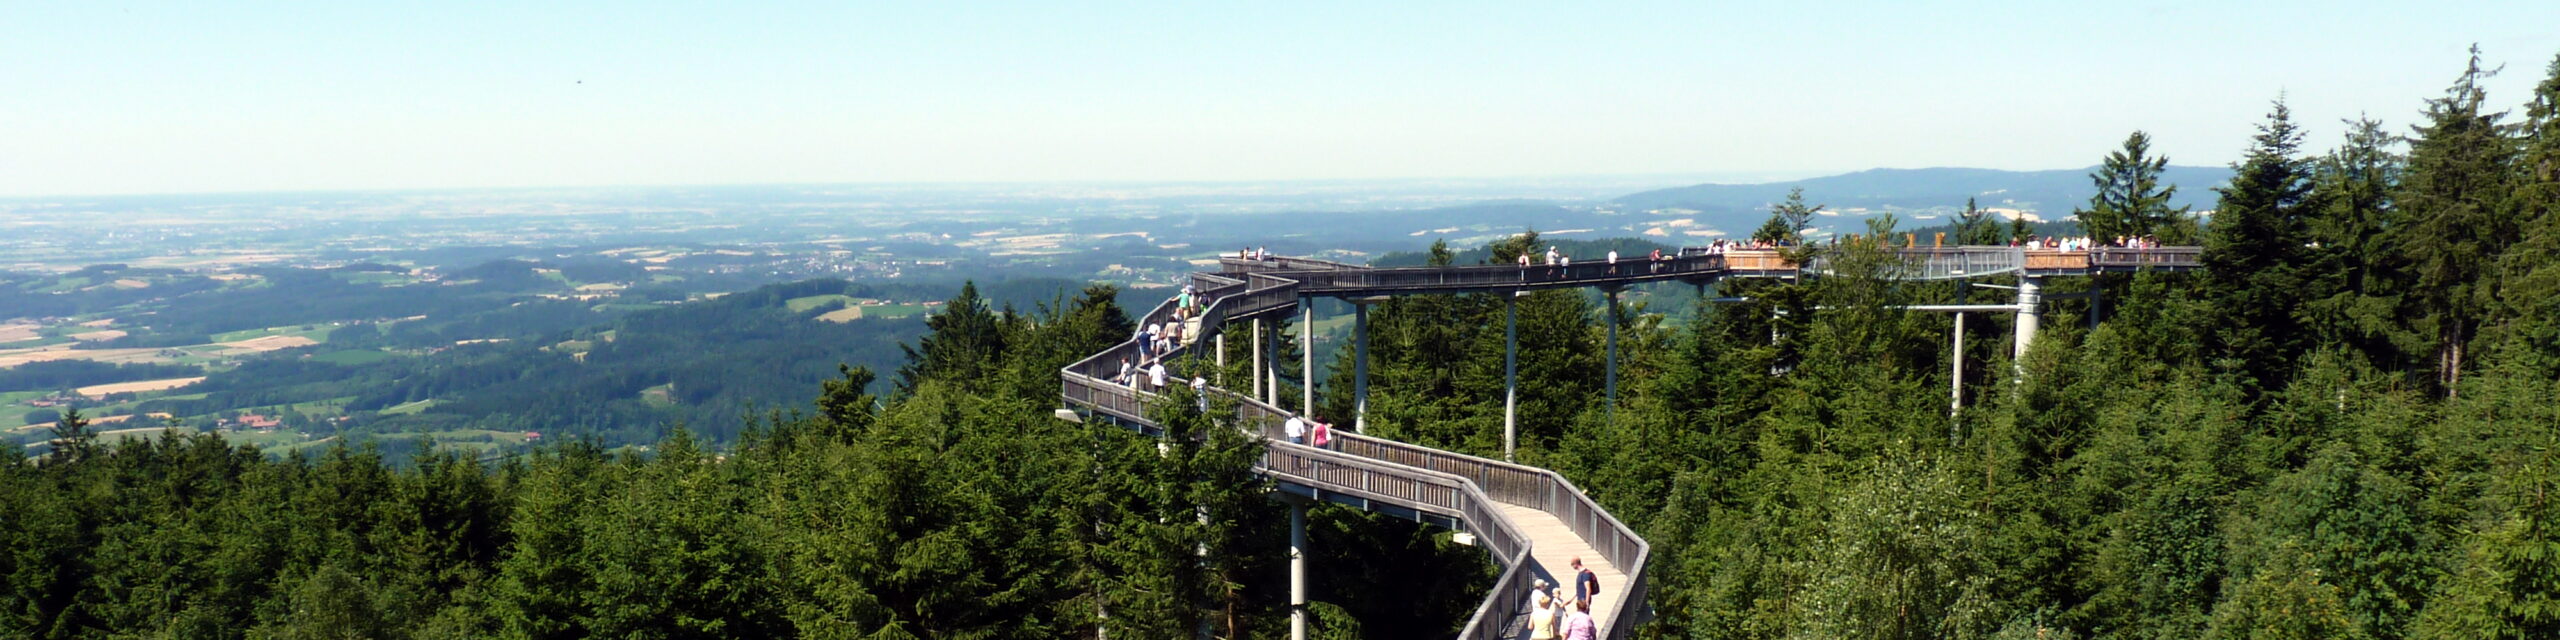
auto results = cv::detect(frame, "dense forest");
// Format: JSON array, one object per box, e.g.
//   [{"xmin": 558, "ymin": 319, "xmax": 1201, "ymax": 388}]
[{"xmin": 6, "ymin": 49, "xmax": 2560, "ymax": 639}]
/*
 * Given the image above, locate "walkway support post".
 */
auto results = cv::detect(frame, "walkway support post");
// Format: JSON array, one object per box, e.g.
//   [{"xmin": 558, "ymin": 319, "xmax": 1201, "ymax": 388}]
[
  {"xmin": 2088, "ymin": 282, "xmax": 2103, "ymax": 332},
  {"xmin": 1505, "ymin": 291, "xmax": 1519, "ymax": 462},
  {"xmin": 1353, "ymin": 300, "xmax": 1368, "ymax": 433},
  {"xmin": 1951, "ymin": 312, "xmax": 1965, "ymax": 418},
  {"xmin": 2013, "ymin": 276, "xmax": 2043, "ymax": 372},
  {"xmin": 1215, "ymin": 332, "xmax": 1225, "ymax": 387},
  {"xmin": 1252, "ymin": 319, "xmax": 1264, "ymax": 404},
  {"xmin": 1288, "ymin": 495, "xmax": 1308, "ymax": 640},
  {"xmin": 1302, "ymin": 299, "xmax": 1314, "ymax": 418},
  {"xmin": 1604, "ymin": 286, "xmax": 1620, "ymax": 413}
]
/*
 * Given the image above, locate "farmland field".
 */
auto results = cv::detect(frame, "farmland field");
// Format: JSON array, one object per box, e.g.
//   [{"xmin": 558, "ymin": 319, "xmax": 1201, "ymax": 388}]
[{"xmin": 75, "ymin": 376, "xmax": 206, "ymax": 398}]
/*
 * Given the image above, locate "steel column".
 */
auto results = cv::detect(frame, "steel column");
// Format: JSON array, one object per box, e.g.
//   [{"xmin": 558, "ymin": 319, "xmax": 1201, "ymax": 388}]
[
  {"xmin": 1353, "ymin": 301, "xmax": 1368, "ymax": 433},
  {"xmin": 2088, "ymin": 282, "xmax": 2103, "ymax": 331},
  {"xmin": 1215, "ymin": 332, "xmax": 1225, "ymax": 387},
  {"xmin": 1301, "ymin": 300, "xmax": 1314, "ymax": 418},
  {"xmin": 1604, "ymin": 287, "xmax": 1619, "ymax": 412},
  {"xmin": 1504, "ymin": 292, "xmax": 1519, "ymax": 462},
  {"xmin": 2013, "ymin": 276, "xmax": 2043, "ymax": 370},
  {"xmin": 1252, "ymin": 319, "xmax": 1264, "ymax": 404},
  {"xmin": 1289, "ymin": 496, "xmax": 1307, "ymax": 640},
  {"xmin": 1951, "ymin": 312, "xmax": 1965, "ymax": 418}
]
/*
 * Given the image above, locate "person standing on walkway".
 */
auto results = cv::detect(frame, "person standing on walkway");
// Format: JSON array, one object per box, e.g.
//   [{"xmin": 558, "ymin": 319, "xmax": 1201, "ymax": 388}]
[
  {"xmin": 1572, "ymin": 557, "xmax": 1600, "ymax": 608},
  {"xmin": 1147, "ymin": 359, "xmax": 1168, "ymax": 392},
  {"xmin": 1116, "ymin": 357, "xmax": 1133, "ymax": 387},
  {"xmin": 1284, "ymin": 414, "xmax": 1306, "ymax": 445},
  {"xmin": 1528, "ymin": 589, "xmax": 1559, "ymax": 640},
  {"xmin": 1309, "ymin": 415, "xmax": 1332, "ymax": 449},
  {"xmin": 1191, "ymin": 375, "xmax": 1208, "ymax": 413},
  {"xmin": 1563, "ymin": 599, "xmax": 1596, "ymax": 640},
  {"xmin": 1606, "ymin": 249, "xmax": 1619, "ymax": 275}
]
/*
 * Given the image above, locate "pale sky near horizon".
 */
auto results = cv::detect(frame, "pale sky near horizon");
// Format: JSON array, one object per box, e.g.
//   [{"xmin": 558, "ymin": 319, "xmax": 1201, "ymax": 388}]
[{"xmin": 4, "ymin": 1, "xmax": 2556, "ymax": 197}]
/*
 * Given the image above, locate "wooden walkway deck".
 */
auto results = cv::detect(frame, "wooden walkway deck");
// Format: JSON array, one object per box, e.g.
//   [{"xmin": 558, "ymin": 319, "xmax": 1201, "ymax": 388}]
[{"xmin": 1498, "ymin": 503, "xmax": 1628, "ymax": 638}]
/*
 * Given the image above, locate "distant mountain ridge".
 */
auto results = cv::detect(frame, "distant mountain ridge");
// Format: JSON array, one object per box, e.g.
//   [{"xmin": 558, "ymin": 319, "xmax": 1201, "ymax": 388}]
[{"xmin": 1614, "ymin": 165, "xmax": 2234, "ymax": 225}]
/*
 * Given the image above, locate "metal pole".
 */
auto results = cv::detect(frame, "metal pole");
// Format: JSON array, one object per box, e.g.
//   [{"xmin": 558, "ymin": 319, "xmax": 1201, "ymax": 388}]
[
  {"xmin": 1252, "ymin": 318, "xmax": 1263, "ymax": 404},
  {"xmin": 1215, "ymin": 332, "xmax": 1225, "ymax": 388},
  {"xmin": 1605, "ymin": 287, "xmax": 1619, "ymax": 413},
  {"xmin": 1505, "ymin": 292, "xmax": 1519, "ymax": 462},
  {"xmin": 2013, "ymin": 276, "xmax": 2043, "ymax": 373},
  {"xmin": 1354, "ymin": 301, "xmax": 1368, "ymax": 433},
  {"xmin": 1289, "ymin": 497, "xmax": 1307, "ymax": 640},
  {"xmin": 1301, "ymin": 299, "xmax": 1314, "ymax": 418},
  {"xmin": 2088, "ymin": 281, "xmax": 2103, "ymax": 331},
  {"xmin": 1951, "ymin": 312, "xmax": 1965, "ymax": 418}
]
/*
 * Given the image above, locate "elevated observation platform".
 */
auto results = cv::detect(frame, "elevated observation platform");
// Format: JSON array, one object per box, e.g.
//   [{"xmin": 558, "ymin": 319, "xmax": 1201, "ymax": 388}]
[{"xmin": 1062, "ymin": 244, "xmax": 2197, "ymax": 639}]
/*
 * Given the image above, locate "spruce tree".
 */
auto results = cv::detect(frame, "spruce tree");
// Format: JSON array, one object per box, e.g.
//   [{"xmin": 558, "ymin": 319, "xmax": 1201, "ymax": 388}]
[
  {"xmin": 1753, "ymin": 187, "xmax": 1825, "ymax": 245},
  {"xmin": 2078, "ymin": 131, "xmax": 2196, "ymax": 243},
  {"xmin": 2204, "ymin": 99, "xmax": 2318, "ymax": 398},
  {"xmin": 2497, "ymin": 53, "xmax": 2560, "ymax": 371},
  {"xmin": 2301, "ymin": 117, "xmax": 2410, "ymax": 368},
  {"xmin": 2393, "ymin": 46, "xmax": 2520, "ymax": 395},
  {"xmin": 895, "ymin": 281, "xmax": 1009, "ymax": 394}
]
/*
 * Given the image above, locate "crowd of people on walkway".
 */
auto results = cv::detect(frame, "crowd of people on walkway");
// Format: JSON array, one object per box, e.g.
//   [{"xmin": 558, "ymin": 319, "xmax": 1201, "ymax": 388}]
[
  {"xmin": 1526, "ymin": 558, "xmax": 1604, "ymax": 639},
  {"xmin": 1511, "ymin": 245, "xmax": 1686, "ymax": 279},
  {"xmin": 2011, "ymin": 235, "xmax": 2168, "ymax": 251}
]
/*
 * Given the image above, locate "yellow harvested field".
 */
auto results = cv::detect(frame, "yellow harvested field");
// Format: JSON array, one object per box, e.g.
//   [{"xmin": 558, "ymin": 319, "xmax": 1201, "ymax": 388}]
[
  {"xmin": 0, "ymin": 324, "xmax": 37, "ymax": 342},
  {"xmin": 78, "ymin": 318, "xmax": 117, "ymax": 327},
  {"xmin": 77, "ymin": 377, "xmax": 205, "ymax": 398},
  {"xmin": 69, "ymin": 329, "xmax": 127, "ymax": 342},
  {"xmin": 0, "ymin": 346, "xmax": 161, "ymax": 368},
  {"xmin": 816, "ymin": 307, "xmax": 865, "ymax": 322},
  {"xmin": 218, "ymin": 335, "xmax": 319, "ymax": 352}
]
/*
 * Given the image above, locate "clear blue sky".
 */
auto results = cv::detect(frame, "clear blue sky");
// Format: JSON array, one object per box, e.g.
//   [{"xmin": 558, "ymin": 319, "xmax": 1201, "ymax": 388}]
[{"xmin": 5, "ymin": 1, "xmax": 2555, "ymax": 197}]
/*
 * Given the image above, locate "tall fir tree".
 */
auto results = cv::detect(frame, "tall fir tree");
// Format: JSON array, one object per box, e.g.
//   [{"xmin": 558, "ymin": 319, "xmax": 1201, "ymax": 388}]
[
  {"xmin": 2393, "ymin": 46, "xmax": 2520, "ymax": 395},
  {"xmin": 895, "ymin": 281, "xmax": 1009, "ymax": 395},
  {"xmin": 2078, "ymin": 131, "xmax": 2197, "ymax": 244},
  {"xmin": 2497, "ymin": 53, "xmax": 2560, "ymax": 372},
  {"xmin": 2203, "ymin": 99, "xmax": 2318, "ymax": 399}
]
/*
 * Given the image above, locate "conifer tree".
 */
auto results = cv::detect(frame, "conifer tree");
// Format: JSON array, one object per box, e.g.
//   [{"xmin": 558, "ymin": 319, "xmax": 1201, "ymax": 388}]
[
  {"xmin": 1753, "ymin": 187, "xmax": 1825, "ymax": 245},
  {"xmin": 2302, "ymin": 117, "xmax": 2409, "ymax": 366},
  {"xmin": 2078, "ymin": 131, "xmax": 2196, "ymax": 243},
  {"xmin": 895, "ymin": 281, "xmax": 1008, "ymax": 394},
  {"xmin": 2204, "ymin": 99, "xmax": 2318, "ymax": 398},
  {"xmin": 2498, "ymin": 53, "xmax": 2560, "ymax": 371},
  {"xmin": 2394, "ymin": 46, "xmax": 2520, "ymax": 395}
]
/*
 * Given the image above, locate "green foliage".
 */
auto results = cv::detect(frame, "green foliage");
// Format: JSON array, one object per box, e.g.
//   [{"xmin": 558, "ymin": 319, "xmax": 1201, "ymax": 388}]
[{"xmin": 2078, "ymin": 131, "xmax": 2198, "ymax": 244}]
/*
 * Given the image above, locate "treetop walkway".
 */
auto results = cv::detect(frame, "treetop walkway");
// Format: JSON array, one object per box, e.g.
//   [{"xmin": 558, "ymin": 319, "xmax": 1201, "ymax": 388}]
[{"xmin": 1060, "ymin": 244, "xmax": 2198, "ymax": 639}]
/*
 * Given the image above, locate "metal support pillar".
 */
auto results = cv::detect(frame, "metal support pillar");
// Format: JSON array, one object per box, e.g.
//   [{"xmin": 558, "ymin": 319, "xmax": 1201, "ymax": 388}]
[
  {"xmin": 1951, "ymin": 312, "xmax": 1965, "ymax": 418},
  {"xmin": 1301, "ymin": 300, "xmax": 1314, "ymax": 418},
  {"xmin": 1252, "ymin": 319, "xmax": 1264, "ymax": 404},
  {"xmin": 2013, "ymin": 276, "xmax": 2043, "ymax": 371},
  {"xmin": 1604, "ymin": 287, "xmax": 1620, "ymax": 413},
  {"xmin": 1353, "ymin": 301, "xmax": 1368, "ymax": 433},
  {"xmin": 1214, "ymin": 333, "xmax": 1225, "ymax": 388},
  {"xmin": 2088, "ymin": 283, "xmax": 2103, "ymax": 331},
  {"xmin": 1504, "ymin": 292, "xmax": 1519, "ymax": 462},
  {"xmin": 1265, "ymin": 317, "xmax": 1279, "ymax": 405},
  {"xmin": 1288, "ymin": 496, "xmax": 1308, "ymax": 640}
]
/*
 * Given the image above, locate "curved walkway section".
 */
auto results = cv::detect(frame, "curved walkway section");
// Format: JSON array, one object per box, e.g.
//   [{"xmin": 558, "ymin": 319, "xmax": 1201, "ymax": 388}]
[{"xmin": 1062, "ymin": 246, "xmax": 2198, "ymax": 639}]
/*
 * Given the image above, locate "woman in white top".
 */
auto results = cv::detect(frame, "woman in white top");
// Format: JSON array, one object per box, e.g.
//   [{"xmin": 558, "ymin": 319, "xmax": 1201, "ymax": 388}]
[{"xmin": 1528, "ymin": 590, "xmax": 1559, "ymax": 640}]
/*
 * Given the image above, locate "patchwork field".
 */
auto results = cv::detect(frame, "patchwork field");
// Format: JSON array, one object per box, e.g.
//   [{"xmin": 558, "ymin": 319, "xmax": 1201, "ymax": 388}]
[
  {"xmin": 0, "ymin": 346, "xmax": 162, "ymax": 368},
  {"xmin": 218, "ymin": 335, "xmax": 320, "ymax": 352},
  {"xmin": 76, "ymin": 377, "xmax": 206, "ymax": 398}
]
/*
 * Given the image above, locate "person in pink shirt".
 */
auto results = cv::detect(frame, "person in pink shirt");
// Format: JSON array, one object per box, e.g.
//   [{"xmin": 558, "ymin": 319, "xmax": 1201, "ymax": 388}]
[{"xmin": 1563, "ymin": 598, "xmax": 1596, "ymax": 640}]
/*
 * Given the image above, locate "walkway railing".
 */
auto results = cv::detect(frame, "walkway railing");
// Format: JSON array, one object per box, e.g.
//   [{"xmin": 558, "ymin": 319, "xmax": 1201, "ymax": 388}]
[{"xmin": 1063, "ymin": 244, "xmax": 2200, "ymax": 638}]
